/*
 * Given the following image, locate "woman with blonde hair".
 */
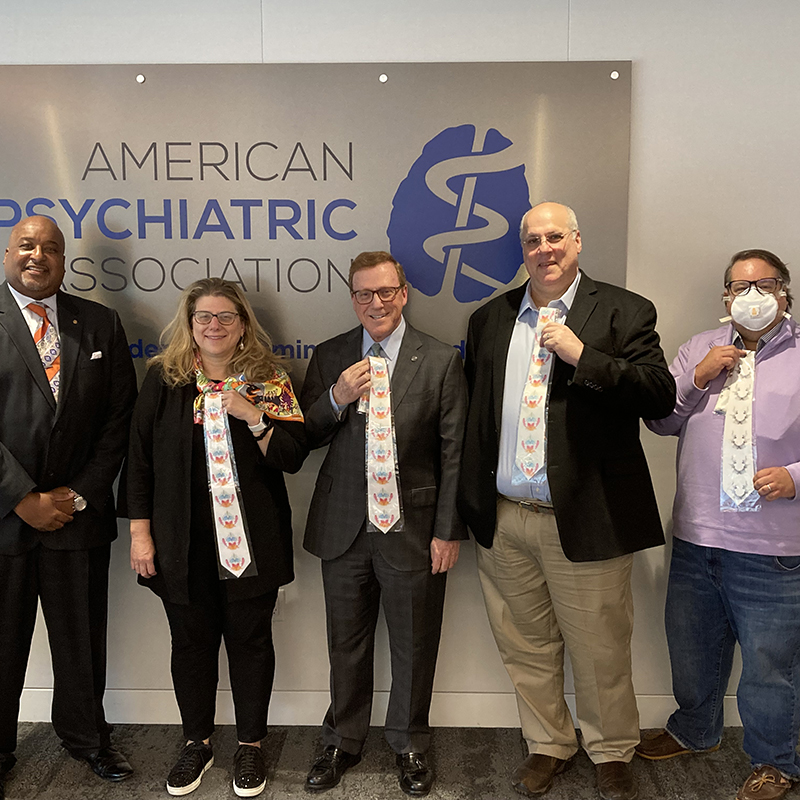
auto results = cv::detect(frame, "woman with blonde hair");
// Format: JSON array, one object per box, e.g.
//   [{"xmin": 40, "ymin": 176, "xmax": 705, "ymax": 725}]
[{"xmin": 125, "ymin": 278, "xmax": 306, "ymax": 797}]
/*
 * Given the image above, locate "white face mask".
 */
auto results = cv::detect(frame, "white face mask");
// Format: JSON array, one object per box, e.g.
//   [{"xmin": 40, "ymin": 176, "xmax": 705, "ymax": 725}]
[{"xmin": 729, "ymin": 288, "xmax": 780, "ymax": 331}]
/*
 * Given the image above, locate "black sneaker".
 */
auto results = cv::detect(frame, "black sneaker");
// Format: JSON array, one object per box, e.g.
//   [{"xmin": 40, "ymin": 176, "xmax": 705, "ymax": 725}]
[
  {"xmin": 166, "ymin": 741, "xmax": 214, "ymax": 796},
  {"xmin": 233, "ymin": 745, "xmax": 267, "ymax": 797}
]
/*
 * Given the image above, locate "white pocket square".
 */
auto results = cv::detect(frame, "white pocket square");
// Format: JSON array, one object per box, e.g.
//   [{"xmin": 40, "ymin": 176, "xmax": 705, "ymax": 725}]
[{"xmin": 90, "ymin": 351, "xmax": 103, "ymax": 360}]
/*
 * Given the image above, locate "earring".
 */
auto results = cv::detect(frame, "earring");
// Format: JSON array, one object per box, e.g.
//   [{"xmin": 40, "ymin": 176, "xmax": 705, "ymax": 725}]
[{"xmin": 239, "ymin": 339, "xmax": 244, "ymax": 351}]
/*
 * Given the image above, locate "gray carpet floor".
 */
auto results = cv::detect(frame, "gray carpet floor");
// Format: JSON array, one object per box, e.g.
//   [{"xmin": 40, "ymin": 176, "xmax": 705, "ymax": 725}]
[{"xmin": 5, "ymin": 724, "xmax": 756, "ymax": 799}]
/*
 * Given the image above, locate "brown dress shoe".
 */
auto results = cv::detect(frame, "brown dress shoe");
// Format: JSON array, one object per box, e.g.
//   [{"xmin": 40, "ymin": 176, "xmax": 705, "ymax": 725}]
[
  {"xmin": 635, "ymin": 729, "xmax": 720, "ymax": 760},
  {"xmin": 736, "ymin": 766, "xmax": 793, "ymax": 800},
  {"xmin": 595, "ymin": 761, "xmax": 638, "ymax": 800},
  {"xmin": 510, "ymin": 753, "xmax": 568, "ymax": 796}
]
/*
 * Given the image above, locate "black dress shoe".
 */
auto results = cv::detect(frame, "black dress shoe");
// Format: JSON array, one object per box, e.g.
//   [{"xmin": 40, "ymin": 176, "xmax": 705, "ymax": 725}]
[
  {"xmin": 70, "ymin": 746, "xmax": 134, "ymax": 782},
  {"xmin": 0, "ymin": 754, "xmax": 15, "ymax": 778},
  {"xmin": 305, "ymin": 746, "xmax": 361, "ymax": 792},
  {"xmin": 396, "ymin": 752, "xmax": 434, "ymax": 797},
  {"xmin": 0, "ymin": 755, "xmax": 13, "ymax": 800}
]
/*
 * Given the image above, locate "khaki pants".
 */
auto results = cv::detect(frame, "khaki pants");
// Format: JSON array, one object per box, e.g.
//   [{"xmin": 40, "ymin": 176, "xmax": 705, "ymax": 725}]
[{"xmin": 476, "ymin": 498, "xmax": 639, "ymax": 763}]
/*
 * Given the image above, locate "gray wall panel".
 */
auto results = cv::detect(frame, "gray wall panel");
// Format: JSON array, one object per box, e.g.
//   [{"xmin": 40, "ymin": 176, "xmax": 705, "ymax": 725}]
[{"xmin": 4, "ymin": 0, "xmax": 787, "ymax": 729}]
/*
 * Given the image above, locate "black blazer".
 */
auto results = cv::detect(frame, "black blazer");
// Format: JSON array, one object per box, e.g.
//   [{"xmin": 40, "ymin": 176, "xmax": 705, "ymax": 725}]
[
  {"xmin": 0, "ymin": 283, "xmax": 137, "ymax": 555},
  {"xmin": 458, "ymin": 273, "xmax": 676, "ymax": 562},
  {"xmin": 300, "ymin": 323, "xmax": 468, "ymax": 571},
  {"xmin": 124, "ymin": 365, "xmax": 307, "ymax": 604}
]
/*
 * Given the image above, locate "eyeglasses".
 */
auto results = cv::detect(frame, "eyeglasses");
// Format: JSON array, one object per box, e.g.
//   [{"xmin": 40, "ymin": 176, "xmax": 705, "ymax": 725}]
[
  {"xmin": 725, "ymin": 278, "xmax": 784, "ymax": 297},
  {"xmin": 523, "ymin": 231, "xmax": 575, "ymax": 250},
  {"xmin": 192, "ymin": 311, "xmax": 240, "ymax": 325},
  {"xmin": 351, "ymin": 286, "xmax": 405, "ymax": 305}
]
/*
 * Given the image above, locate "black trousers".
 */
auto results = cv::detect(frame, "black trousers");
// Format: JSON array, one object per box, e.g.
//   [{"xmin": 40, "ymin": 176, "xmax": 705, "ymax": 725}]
[
  {"xmin": 161, "ymin": 588, "xmax": 279, "ymax": 744},
  {"xmin": 0, "ymin": 543, "xmax": 112, "ymax": 755},
  {"xmin": 321, "ymin": 528, "xmax": 447, "ymax": 755}
]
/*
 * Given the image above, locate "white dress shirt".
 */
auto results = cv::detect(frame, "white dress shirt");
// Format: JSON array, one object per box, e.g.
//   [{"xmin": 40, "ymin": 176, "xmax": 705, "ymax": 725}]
[{"xmin": 6, "ymin": 282, "xmax": 60, "ymax": 339}]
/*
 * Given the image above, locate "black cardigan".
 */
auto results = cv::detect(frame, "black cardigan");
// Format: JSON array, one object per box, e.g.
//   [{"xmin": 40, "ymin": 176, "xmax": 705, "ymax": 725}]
[{"xmin": 124, "ymin": 365, "xmax": 307, "ymax": 604}]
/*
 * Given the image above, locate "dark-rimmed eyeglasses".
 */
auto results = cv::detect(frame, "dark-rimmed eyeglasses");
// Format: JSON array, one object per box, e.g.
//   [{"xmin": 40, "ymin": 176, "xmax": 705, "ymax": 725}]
[
  {"xmin": 725, "ymin": 278, "xmax": 784, "ymax": 297},
  {"xmin": 351, "ymin": 286, "xmax": 405, "ymax": 305},
  {"xmin": 192, "ymin": 311, "xmax": 240, "ymax": 325},
  {"xmin": 523, "ymin": 231, "xmax": 575, "ymax": 250}
]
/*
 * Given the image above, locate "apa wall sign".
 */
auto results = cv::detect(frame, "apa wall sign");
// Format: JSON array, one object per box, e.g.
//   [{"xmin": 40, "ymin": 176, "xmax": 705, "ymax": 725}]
[{"xmin": 0, "ymin": 63, "xmax": 631, "ymax": 374}]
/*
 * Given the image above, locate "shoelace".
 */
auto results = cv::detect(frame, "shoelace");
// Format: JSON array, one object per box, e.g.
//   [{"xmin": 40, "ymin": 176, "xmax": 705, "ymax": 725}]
[
  {"xmin": 171, "ymin": 744, "xmax": 209, "ymax": 779},
  {"xmin": 748, "ymin": 769, "xmax": 790, "ymax": 792},
  {"xmin": 236, "ymin": 746, "xmax": 262, "ymax": 773}
]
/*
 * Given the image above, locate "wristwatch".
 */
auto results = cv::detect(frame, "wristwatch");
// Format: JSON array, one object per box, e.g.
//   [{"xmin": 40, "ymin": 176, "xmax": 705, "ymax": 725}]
[
  {"xmin": 69, "ymin": 490, "xmax": 87, "ymax": 512},
  {"xmin": 248, "ymin": 412, "xmax": 274, "ymax": 441}
]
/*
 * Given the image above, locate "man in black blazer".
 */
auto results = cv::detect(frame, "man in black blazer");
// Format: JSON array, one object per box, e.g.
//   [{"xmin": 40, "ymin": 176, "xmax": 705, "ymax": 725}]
[
  {"xmin": 300, "ymin": 251, "xmax": 467, "ymax": 797},
  {"xmin": 458, "ymin": 203, "xmax": 674, "ymax": 800},
  {"xmin": 0, "ymin": 217, "xmax": 137, "ymax": 792}
]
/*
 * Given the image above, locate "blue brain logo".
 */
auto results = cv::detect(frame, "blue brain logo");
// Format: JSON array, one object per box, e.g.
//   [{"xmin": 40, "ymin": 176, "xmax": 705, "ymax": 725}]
[{"xmin": 388, "ymin": 124, "xmax": 530, "ymax": 303}]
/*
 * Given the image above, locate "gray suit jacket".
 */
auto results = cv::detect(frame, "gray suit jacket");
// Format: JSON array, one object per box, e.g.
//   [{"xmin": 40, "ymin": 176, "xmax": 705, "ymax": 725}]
[
  {"xmin": 0, "ymin": 282, "xmax": 137, "ymax": 555},
  {"xmin": 300, "ymin": 322, "xmax": 468, "ymax": 571}
]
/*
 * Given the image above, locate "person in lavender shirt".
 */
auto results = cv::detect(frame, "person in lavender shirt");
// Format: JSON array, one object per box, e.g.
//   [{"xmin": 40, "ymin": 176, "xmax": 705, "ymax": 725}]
[{"xmin": 638, "ymin": 249, "xmax": 800, "ymax": 800}]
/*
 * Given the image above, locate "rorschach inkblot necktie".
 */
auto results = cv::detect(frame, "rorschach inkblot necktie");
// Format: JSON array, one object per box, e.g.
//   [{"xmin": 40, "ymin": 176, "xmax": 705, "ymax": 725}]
[
  {"xmin": 716, "ymin": 350, "xmax": 760, "ymax": 511},
  {"xmin": 513, "ymin": 306, "xmax": 563, "ymax": 484},
  {"xmin": 361, "ymin": 342, "xmax": 403, "ymax": 533}
]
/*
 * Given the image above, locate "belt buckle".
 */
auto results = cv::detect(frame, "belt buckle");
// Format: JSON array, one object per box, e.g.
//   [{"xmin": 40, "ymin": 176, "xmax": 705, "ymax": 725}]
[{"xmin": 518, "ymin": 500, "xmax": 552, "ymax": 515}]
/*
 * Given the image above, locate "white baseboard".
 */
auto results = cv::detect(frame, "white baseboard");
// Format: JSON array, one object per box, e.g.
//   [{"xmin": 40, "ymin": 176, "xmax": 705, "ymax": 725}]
[{"xmin": 19, "ymin": 689, "xmax": 742, "ymax": 729}]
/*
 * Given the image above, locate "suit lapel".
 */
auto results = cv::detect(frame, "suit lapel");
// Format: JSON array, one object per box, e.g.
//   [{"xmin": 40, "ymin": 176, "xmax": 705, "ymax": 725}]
[
  {"xmin": 54, "ymin": 292, "xmax": 82, "ymax": 422},
  {"xmin": 565, "ymin": 272, "xmax": 598, "ymax": 339},
  {"xmin": 346, "ymin": 326, "xmax": 362, "ymax": 364},
  {"xmin": 0, "ymin": 283, "xmax": 57, "ymax": 411},
  {"xmin": 342, "ymin": 326, "xmax": 363, "ymax": 389},
  {"xmin": 492, "ymin": 285, "xmax": 525, "ymax": 432},
  {"xmin": 549, "ymin": 272, "xmax": 598, "ymax": 386},
  {"xmin": 391, "ymin": 324, "xmax": 423, "ymax": 407},
  {"xmin": 336, "ymin": 326, "xmax": 365, "ymax": 426}
]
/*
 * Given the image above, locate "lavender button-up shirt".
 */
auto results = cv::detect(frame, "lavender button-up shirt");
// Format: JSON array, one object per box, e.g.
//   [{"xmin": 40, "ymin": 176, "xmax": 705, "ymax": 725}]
[{"xmin": 646, "ymin": 318, "xmax": 800, "ymax": 556}]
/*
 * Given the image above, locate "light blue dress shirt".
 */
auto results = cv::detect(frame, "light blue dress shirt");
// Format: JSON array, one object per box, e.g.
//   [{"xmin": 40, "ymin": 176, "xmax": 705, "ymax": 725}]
[
  {"xmin": 329, "ymin": 317, "xmax": 407, "ymax": 414},
  {"xmin": 496, "ymin": 272, "xmax": 582, "ymax": 502}
]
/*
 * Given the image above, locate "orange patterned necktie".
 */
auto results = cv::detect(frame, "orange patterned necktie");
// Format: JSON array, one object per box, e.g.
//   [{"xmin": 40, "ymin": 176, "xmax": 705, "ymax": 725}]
[{"xmin": 27, "ymin": 303, "xmax": 61, "ymax": 401}]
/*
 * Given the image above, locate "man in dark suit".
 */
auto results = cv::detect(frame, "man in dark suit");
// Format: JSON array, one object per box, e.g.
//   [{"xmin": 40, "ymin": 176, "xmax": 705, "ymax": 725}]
[
  {"xmin": 0, "ymin": 216, "xmax": 137, "ymax": 794},
  {"xmin": 300, "ymin": 250, "xmax": 467, "ymax": 797},
  {"xmin": 458, "ymin": 203, "xmax": 675, "ymax": 800}
]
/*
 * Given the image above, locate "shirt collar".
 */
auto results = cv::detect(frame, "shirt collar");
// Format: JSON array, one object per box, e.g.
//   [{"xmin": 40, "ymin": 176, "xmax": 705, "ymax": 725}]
[
  {"xmin": 362, "ymin": 316, "xmax": 406, "ymax": 362},
  {"xmin": 732, "ymin": 315, "xmax": 790, "ymax": 352},
  {"xmin": 6, "ymin": 282, "xmax": 58, "ymax": 316},
  {"xmin": 517, "ymin": 270, "xmax": 582, "ymax": 321}
]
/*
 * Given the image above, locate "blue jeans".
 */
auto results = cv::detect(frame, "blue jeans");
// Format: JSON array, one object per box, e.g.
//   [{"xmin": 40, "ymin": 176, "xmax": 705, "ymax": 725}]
[{"xmin": 665, "ymin": 537, "xmax": 800, "ymax": 777}]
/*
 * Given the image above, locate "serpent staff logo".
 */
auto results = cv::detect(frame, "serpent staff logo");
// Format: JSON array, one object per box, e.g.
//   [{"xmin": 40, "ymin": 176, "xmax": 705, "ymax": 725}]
[{"xmin": 388, "ymin": 124, "xmax": 529, "ymax": 303}]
